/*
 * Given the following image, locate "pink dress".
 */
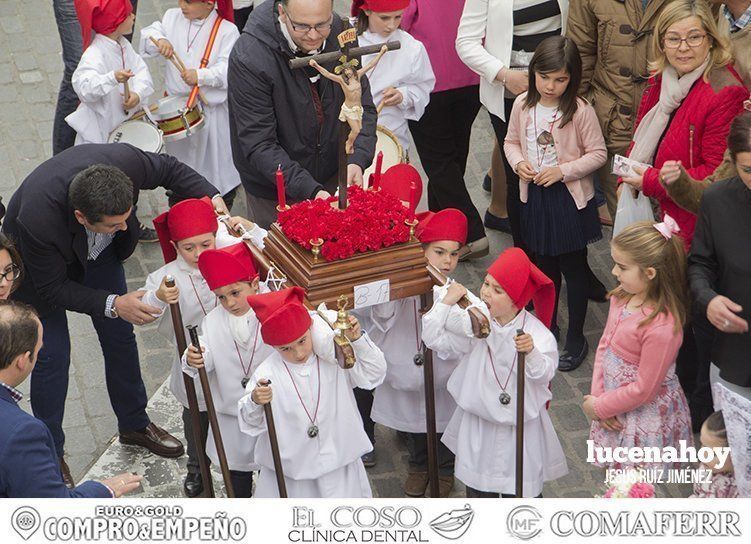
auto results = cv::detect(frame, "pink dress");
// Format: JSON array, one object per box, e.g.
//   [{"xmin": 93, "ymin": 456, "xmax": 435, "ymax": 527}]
[
  {"xmin": 690, "ymin": 471, "xmax": 738, "ymax": 498},
  {"xmin": 589, "ymin": 306, "xmax": 693, "ymax": 471}
]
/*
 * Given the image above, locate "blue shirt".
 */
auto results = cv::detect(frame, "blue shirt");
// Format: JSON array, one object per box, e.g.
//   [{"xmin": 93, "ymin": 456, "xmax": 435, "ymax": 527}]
[{"xmin": 723, "ymin": 3, "xmax": 751, "ymax": 32}]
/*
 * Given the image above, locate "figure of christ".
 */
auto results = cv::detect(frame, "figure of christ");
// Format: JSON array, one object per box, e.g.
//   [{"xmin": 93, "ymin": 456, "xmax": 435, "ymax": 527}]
[{"xmin": 309, "ymin": 45, "xmax": 388, "ymax": 154}]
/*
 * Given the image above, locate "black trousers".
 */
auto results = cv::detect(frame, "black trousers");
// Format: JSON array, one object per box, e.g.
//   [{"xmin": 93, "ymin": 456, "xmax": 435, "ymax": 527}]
[
  {"xmin": 408, "ymin": 85, "xmax": 485, "ymax": 243},
  {"xmin": 406, "ymin": 432, "xmax": 455, "ymax": 475},
  {"xmin": 489, "ymin": 104, "xmax": 526, "ymax": 252},
  {"xmin": 354, "ymin": 387, "xmax": 376, "ymax": 446},
  {"xmin": 182, "ymin": 407, "xmax": 210, "ymax": 475},
  {"xmin": 676, "ymin": 309, "xmax": 715, "ymax": 431},
  {"xmin": 229, "ymin": 470, "xmax": 254, "ymax": 498}
]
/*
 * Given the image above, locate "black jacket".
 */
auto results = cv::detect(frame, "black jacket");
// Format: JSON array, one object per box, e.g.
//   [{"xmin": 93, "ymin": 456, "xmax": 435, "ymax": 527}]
[
  {"xmin": 227, "ymin": 1, "xmax": 377, "ymax": 201},
  {"xmin": 688, "ymin": 177, "xmax": 751, "ymax": 387},
  {"xmin": 1, "ymin": 143, "xmax": 218, "ymax": 317}
]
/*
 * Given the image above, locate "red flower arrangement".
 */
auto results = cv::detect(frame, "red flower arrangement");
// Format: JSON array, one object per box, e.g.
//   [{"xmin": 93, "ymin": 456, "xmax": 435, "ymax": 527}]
[{"xmin": 277, "ymin": 186, "xmax": 411, "ymax": 261}]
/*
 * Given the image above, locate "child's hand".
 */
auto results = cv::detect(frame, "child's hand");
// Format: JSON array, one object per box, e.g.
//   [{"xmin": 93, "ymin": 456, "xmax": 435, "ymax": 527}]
[
  {"xmin": 156, "ymin": 38, "xmax": 174, "ymax": 58},
  {"xmin": 181, "ymin": 69, "xmax": 199, "ymax": 86},
  {"xmin": 582, "ymin": 394, "xmax": 599, "ymax": 421},
  {"xmin": 228, "ymin": 216, "xmax": 256, "ymax": 235},
  {"xmin": 344, "ymin": 315, "xmax": 362, "ymax": 341},
  {"xmin": 534, "ymin": 166, "xmax": 563, "ymax": 187},
  {"xmin": 252, "ymin": 379, "xmax": 272, "ymax": 405},
  {"xmin": 381, "ymin": 86, "xmax": 403, "ymax": 107},
  {"xmin": 516, "ymin": 161, "xmax": 537, "ymax": 182},
  {"xmin": 514, "ymin": 332, "xmax": 534, "ymax": 354},
  {"xmin": 442, "ymin": 283, "xmax": 467, "ymax": 306},
  {"xmin": 185, "ymin": 345, "xmax": 205, "ymax": 369},
  {"xmin": 599, "ymin": 417, "xmax": 623, "ymax": 432},
  {"xmin": 123, "ymin": 92, "xmax": 140, "ymax": 110},
  {"xmin": 156, "ymin": 276, "xmax": 180, "ymax": 304},
  {"xmin": 115, "ymin": 69, "xmax": 133, "ymax": 83}
]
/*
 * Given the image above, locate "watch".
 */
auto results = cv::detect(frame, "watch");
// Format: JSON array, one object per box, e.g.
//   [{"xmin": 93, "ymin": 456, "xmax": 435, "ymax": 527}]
[{"xmin": 110, "ymin": 295, "xmax": 119, "ymax": 319}]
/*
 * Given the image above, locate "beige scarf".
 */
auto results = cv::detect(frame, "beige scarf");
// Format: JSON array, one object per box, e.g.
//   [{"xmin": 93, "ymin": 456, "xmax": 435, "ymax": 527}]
[{"xmin": 630, "ymin": 56, "xmax": 710, "ymax": 164}]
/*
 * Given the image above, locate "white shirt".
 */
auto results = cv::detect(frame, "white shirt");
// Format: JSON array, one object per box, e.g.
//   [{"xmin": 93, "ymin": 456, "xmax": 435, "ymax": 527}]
[{"xmin": 525, "ymin": 103, "xmax": 560, "ymax": 171}]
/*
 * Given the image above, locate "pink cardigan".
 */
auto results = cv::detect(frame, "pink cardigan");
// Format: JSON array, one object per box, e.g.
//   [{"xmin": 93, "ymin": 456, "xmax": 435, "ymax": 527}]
[
  {"xmin": 503, "ymin": 93, "xmax": 607, "ymax": 209},
  {"xmin": 590, "ymin": 297, "xmax": 683, "ymax": 421}
]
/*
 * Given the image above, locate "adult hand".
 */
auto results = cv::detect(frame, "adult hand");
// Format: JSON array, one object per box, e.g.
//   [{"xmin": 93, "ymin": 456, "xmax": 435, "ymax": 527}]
[
  {"xmin": 315, "ymin": 189, "xmax": 332, "ymax": 200},
  {"xmin": 442, "ymin": 283, "xmax": 467, "ymax": 306},
  {"xmin": 498, "ymin": 69, "xmax": 528, "ymax": 96},
  {"xmin": 185, "ymin": 345, "xmax": 205, "ymax": 369},
  {"xmin": 114, "ymin": 291, "xmax": 161, "ymax": 325},
  {"xmin": 534, "ymin": 166, "xmax": 563, "ymax": 187},
  {"xmin": 344, "ymin": 316, "xmax": 362, "ymax": 341},
  {"xmin": 211, "ymin": 195, "xmax": 229, "ymax": 216},
  {"xmin": 600, "ymin": 417, "xmax": 623, "ymax": 432},
  {"xmin": 156, "ymin": 38, "xmax": 174, "ymax": 58},
  {"xmin": 516, "ymin": 161, "xmax": 537, "ymax": 182},
  {"xmin": 659, "ymin": 160, "xmax": 684, "ymax": 186},
  {"xmin": 707, "ymin": 295, "xmax": 749, "ymax": 334},
  {"xmin": 381, "ymin": 86, "xmax": 403, "ymax": 107},
  {"xmin": 252, "ymin": 379, "xmax": 272, "ymax": 405},
  {"xmin": 123, "ymin": 92, "xmax": 140, "ymax": 111},
  {"xmin": 114, "ymin": 69, "xmax": 133, "ymax": 83},
  {"xmin": 101, "ymin": 472, "xmax": 143, "ymax": 497},
  {"xmin": 226, "ymin": 216, "xmax": 256, "ymax": 235},
  {"xmin": 347, "ymin": 164, "xmax": 364, "ymax": 187},
  {"xmin": 582, "ymin": 394, "xmax": 599, "ymax": 421},
  {"xmin": 621, "ymin": 166, "xmax": 645, "ymax": 191},
  {"xmin": 181, "ymin": 69, "xmax": 198, "ymax": 86},
  {"xmin": 155, "ymin": 276, "xmax": 179, "ymax": 305}
]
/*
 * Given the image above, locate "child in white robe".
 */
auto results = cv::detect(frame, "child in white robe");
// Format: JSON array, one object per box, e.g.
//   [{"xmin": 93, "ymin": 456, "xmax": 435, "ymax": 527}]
[
  {"xmin": 67, "ymin": 0, "xmax": 153, "ymax": 144},
  {"xmin": 423, "ymin": 247, "xmax": 568, "ymax": 497},
  {"xmin": 179, "ymin": 242, "xmax": 275, "ymax": 498},
  {"xmin": 140, "ymin": 0, "xmax": 241, "ymax": 203},
  {"xmin": 238, "ymin": 287, "xmax": 387, "ymax": 498},
  {"xmin": 138, "ymin": 198, "xmax": 265, "ymax": 496},
  {"xmin": 351, "ymin": 0, "xmax": 435, "ymax": 153}
]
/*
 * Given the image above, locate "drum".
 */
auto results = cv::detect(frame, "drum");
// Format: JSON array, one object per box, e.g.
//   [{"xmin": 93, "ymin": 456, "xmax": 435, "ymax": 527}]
[
  {"xmin": 108, "ymin": 120, "xmax": 164, "ymax": 153},
  {"xmin": 150, "ymin": 95, "xmax": 205, "ymax": 141},
  {"xmin": 363, "ymin": 125, "xmax": 405, "ymax": 184}
]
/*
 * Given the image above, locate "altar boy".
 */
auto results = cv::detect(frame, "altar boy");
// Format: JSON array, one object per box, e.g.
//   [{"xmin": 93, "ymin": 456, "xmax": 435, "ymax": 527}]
[
  {"xmin": 238, "ymin": 287, "xmax": 387, "ymax": 498},
  {"xmin": 140, "ymin": 0, "xmax": 241, "ymax": 205},
  {"xmin": 67, "ymin": 0, "xmax": 153, "ymax": 144},
  {"xmin": 139, "ymin": 197, "xmax": 264, "ymax": 497}
]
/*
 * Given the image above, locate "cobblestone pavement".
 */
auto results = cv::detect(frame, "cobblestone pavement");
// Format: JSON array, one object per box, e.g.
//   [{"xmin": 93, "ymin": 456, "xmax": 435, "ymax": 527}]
[{"xmin": 1, "ymin": 0, "xmax": 690, "ymax": 498}]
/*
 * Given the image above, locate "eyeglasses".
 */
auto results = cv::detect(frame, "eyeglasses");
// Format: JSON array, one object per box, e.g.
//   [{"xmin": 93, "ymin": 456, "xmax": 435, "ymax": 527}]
[
  {"xmin": 282, "ymin": 7, "xmax": 333, "ymax": 34},
  {"xmin": 0, "ymin": 264, "xmax": 20, "ymax": 283},
  {"xmin": 663, "ymin": 33, "xmax": 707, "ymax": 49}
]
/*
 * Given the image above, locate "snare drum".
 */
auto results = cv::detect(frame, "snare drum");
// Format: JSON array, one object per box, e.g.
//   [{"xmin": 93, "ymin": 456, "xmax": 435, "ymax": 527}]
[
  {"xmin": 364, "ymin": 125, "xmax": 405, "ymax": 182},
  {"xmin": 150, "ymin": 95, "xmax": 205, "ymax": 141},
  {"xmin": 108, "ymin": 120, "xmax": 164, "ymax": 153}
]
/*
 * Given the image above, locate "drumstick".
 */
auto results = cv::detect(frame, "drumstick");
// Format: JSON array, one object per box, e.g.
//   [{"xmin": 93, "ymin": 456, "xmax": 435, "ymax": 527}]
[
  {"xmin": 129, "ymin": 103, "xmax": 160, "ymax": 121},
  {"xmin": 123, "ymin": 80, "xmax": 131, "ymax": 114},
  {"xmin": 376, "ymin": 100, "xmax": 385, "ymax": 114},
  {"xmin": 148, "ymin": 36, "xmax": 208, "ymax": 106}
]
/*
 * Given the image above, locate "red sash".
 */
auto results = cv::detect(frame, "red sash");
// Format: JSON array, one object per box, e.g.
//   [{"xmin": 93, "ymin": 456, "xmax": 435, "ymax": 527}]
[{"xmin": 186, "ymin": 15, "xmax": 224, "ymax": 109}]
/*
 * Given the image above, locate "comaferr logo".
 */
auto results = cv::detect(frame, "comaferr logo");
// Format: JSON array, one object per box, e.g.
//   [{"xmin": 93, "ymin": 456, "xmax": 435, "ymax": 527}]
[{"xmin": 550, "ymin": 510, "xmax": 742, "ymax": 537}]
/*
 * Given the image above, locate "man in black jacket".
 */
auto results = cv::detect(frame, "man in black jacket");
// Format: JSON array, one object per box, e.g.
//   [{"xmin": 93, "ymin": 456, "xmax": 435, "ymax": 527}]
[
  {"xmin": 2, "ymin": 143, "xmax": 224, "ymax": 487},
  {"xmin": 228, "ymin": 0, "xmax": 377, "ymax": 228}
]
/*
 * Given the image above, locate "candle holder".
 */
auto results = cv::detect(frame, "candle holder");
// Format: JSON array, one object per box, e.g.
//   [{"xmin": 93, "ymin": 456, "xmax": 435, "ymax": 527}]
[
  {"xmin": 404, "ymin": 218, "xmax": 418, "ymax": 240},
  {"xmin": 310, "ymin": 238, "xmax": 323, "ymax": 261},
  {"xmin": 276, "ymin": 204, "xmax": 290, "ymax": 213}
]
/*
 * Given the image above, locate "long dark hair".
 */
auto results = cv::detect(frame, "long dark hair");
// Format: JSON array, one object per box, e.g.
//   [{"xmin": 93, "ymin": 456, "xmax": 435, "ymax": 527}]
[
  {"xmin": 727, "ymin": 110, "xmax": 751, "ymax": 162},
  {"xmin": 0, "ymin": 233, "xmax": 22, "ymax": 294},
  {"xmin": 524, "ymin": 35, "xmax": 582, "ymax": 128}
]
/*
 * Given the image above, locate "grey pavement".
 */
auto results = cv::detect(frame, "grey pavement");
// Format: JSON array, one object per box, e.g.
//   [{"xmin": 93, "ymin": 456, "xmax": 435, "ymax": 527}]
[{"xmin": 0, "ymin": 0, "xmax": 691, "ymax": 498}]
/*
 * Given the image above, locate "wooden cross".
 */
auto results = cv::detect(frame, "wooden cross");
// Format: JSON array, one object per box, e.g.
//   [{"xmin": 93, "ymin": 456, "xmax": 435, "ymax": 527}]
[{"xmin": 288, "ymin": 20, "xmax": 400, "ymax": 210}]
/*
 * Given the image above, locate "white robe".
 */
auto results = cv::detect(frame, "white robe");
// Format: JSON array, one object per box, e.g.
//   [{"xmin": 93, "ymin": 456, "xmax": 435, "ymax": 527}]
[
  {"xmin": 423, "ymin": 304, "xmax": 568, "ymax": 496},
  {"xmin": 369, "ymin": 289, "xmax": 459, "ymax": 433},
  {"xmin": 238, "ymin": 313, "xmax": 387, "ymax": 498},
  {"xmin": 140, "ymin": 9, "xmax": 241, "ymax": 195},
  {"xmin": 358, "ymin": 29, "xmax": 435, "ymax": 153},
  {"xmin": 182, "ymin": 305, "xmax": 275, "ymax": 472},
  {"xmin": 139, "ymin": 221, "xmax": 267, "ymax": 411},
  {"xmin": 67, "ymin": 34, "xmax": 153, "ymax": 145}
]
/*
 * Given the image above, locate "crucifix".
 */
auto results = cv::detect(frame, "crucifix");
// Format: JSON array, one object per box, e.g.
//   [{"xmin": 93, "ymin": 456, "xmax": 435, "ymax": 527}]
[{"xmin": 288, "ymin": 21, "xmax": 400, "ymax": 210}]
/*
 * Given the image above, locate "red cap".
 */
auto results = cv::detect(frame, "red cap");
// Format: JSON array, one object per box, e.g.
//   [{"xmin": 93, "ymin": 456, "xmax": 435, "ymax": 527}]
[
  {"xmin": 199, "ymin": 0, "xmax": 234, "ymax": 22},
  {"xmin": 198, "ymin": 242, "xmax": 258, "ymax": 291},
  {"xmin": 351, "ymin": 0, "xmax": 410, "ymax": 17},
  {"xmin": 487, "ymin": 248, "xmax": 555, "ymax": 328},
  {"xmin": 153, "ymin": 197, "xmax": 217, "ymax": 263},
  {"xmin": 415, "ymin": 208, "xmax": 468, "ymax": 245},
  {"xmin": 74, "ymin": 0, "xmax": 133, "ymax": 49},
  {"xmin": 380, "ymin": 164, "xmax": 422, "ymax": 214},
  {"xmin": 247, "ymin": 287, "xmax": 313, "ymax": 346}
]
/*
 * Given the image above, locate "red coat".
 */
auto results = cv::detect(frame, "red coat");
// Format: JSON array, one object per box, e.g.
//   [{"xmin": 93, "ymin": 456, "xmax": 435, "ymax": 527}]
[{"xmin": 627, "ymin": 65, "xmax": 747, "ymax": 247}]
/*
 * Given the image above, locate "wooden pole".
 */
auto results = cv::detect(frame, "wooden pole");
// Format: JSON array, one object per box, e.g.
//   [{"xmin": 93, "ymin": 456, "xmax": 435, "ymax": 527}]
[
  {"xmin": 261, "ymin": 379, "xmax": 288, "ymax": 498},
  {"xmin": 288, "ymin": 41, "xmax": 401, "ymax": 69},
  {"xmin": 164, "ymin": 276, "xmax": 214, "ymax": 497},
  {"xmin": 515, "ymin": 328, "xmax": 526, "ymax": 498},
  {"xmin": 419, "ymin": 291, "xmax": 440, "ymax": 498},
  {"xmin": 187, "ymin": 325, "xmax": 235, "ymax": 498}
]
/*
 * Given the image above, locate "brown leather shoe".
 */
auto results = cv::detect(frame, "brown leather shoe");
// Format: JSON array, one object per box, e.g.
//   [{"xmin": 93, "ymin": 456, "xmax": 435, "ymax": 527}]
[
  {"xmin": 425, "ymin": 474, "xmax": 455, "ymax": 498},
  {"xmin": 119, "ymin": 423, "xmax": 184, "ymax": 458},
  {"xmin": 404, "ymin": 471, "xmax": 429, "ymax": 497},
  {"xmin": 59, "ymin": 457, "xmax": 75, "ymax": 489}
]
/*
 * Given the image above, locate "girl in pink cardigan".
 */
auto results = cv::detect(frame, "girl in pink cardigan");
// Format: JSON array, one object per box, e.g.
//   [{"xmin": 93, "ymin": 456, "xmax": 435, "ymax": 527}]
[
  {"xmin": 503, "ymin": 36, "xmax": 607, "ymax": 372},
  {"xmin": 582, "ymin": 218, "xmax": 693, "ymax": 471}
]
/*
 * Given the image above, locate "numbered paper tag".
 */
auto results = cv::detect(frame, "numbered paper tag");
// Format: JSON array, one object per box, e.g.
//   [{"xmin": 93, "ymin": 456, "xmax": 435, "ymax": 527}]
[{"xmin": 354, "ymin": 279, "xmax": 390, "ymax": 309}]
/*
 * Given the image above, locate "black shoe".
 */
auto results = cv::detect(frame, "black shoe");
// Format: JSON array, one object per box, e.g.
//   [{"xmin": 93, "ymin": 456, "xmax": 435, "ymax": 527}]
[
  {"xmin": 558, "ymin": 339, "xmax": 589, "ymax": 372},
  {"xmin": 138, "ymin": 224, "xmax": 159, "ymax": 243},
  {"xmin": 183, "ymin": 472, "xmax": 204, "ymax": 497},
  {"xmin": 361, "ymin": 450, "xmax": 377, "ymax": 468},
  {"xmin": 484, "ymin": 210, "xmax": 512, "ymax": 233},
  {"xmin": 482, "ymin": 174, "xmax": 491, "ymax": 192}
]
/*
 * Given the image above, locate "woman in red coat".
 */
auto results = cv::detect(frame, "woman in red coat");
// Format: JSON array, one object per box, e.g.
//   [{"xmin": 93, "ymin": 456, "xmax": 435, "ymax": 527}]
[{"xmin": 620, "ymin": 0, "xmax": 747, "ymax": 248}]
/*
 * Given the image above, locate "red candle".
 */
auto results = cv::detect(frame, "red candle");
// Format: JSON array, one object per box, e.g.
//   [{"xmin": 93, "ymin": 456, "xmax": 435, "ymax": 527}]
[
  {"xmin": 276, "ymin": 165, "xmax": 286, "ymax": 209},
  {"xmin": 409, "ymin": 180, "xmax": 417, "ymax": 220},
  {"xmin": 372, "ymin": 151, "xmax": 384, "ymax": 190}
]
